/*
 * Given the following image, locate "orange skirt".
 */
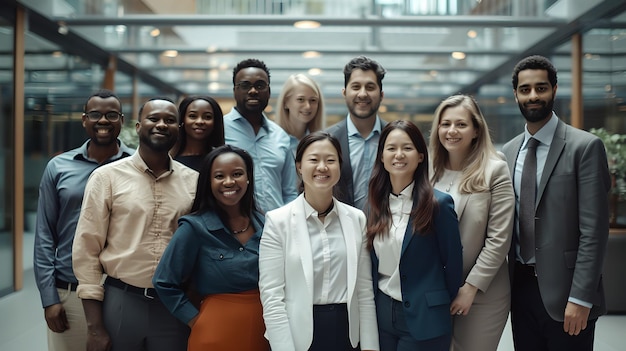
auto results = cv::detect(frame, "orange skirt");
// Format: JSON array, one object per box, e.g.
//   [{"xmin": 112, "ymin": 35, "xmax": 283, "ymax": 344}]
[{"xmin": 188, "ymin": 289, "xmax": 270, "ymax": 351}]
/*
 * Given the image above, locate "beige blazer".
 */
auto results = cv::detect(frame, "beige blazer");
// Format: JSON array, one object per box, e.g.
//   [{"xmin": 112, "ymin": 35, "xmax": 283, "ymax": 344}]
[
  {"xmin": 259, "ymin": 194, "xmax": 379, "ymax": 351},
  {"xmin": 454, "ymin": 158, "xmax": 514, "ymax": 301}
]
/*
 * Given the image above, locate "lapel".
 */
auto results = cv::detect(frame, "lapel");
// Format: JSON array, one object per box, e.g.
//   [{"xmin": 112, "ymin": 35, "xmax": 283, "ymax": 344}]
[
  {"xmin": 505, "ymin": 134, "xmax": 524, "ymax": 180},
  {"xmin": 536, "ymin": 120, "xmax": 566, "ymax": 208},
  {"xmin": 337, "ymin": 120, "xmax": 354, "ymax": 204},
  {"xmin": 335, "ymin": 202, "xmax": 358, "ymax": 298},
  {"xmin": 455, "ymin": 193, "xmax": 470, "ymax": 220},
  {"xmin": 290, "ymin": 195, "xmax": 315, "ymax": 294}
]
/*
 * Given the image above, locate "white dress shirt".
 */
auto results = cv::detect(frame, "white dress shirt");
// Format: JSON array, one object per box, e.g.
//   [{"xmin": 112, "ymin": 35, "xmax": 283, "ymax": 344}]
[
  {"xmin": 373, "ymin": 182, "xmax": 414, "ymax": 301},
  {"xmin": 303, "ymin": 198, "xmax": 348, "ymax": 305}
]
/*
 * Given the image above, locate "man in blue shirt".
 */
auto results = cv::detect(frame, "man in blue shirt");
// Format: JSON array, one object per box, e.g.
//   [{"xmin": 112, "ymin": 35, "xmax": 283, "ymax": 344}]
[
  {"xmin": 33, "ymin": 89, "xmax": 134, "ymax": 351},
  {"xmin": 327, "ymin": 56, "xmax": 387, "ymax": 210},
  {"xmin": 224, "ymin": 58, "xmax": 298, "ymax": 212}
]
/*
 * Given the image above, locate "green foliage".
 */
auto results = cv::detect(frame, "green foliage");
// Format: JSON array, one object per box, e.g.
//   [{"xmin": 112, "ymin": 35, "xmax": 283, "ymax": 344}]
[
  {"xmin": 590, "ymin": 128, "xmax": 626, "ymax": 197},
  {"xmin": 118, "ymin": 124, "xmax": 139, "ymax": 149}
]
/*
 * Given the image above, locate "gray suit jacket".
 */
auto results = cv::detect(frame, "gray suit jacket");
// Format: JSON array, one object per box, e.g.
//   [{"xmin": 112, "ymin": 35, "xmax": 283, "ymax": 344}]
[
  {"xmin": 502, "ymin": 119, "xmax": 610, "ymax": 321},
  {"xmin": 325, "ymin": 117, "xmax": 387, "ymax": 207}
]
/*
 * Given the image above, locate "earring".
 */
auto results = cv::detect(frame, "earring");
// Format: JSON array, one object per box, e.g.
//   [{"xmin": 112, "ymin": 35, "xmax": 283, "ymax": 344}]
[{"xmin": 246, "ymin": 180, "xmax": 250, "ymax": 184}]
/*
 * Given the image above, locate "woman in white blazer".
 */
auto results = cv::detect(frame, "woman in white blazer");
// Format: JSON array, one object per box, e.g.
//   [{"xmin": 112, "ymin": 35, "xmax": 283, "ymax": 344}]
[
  {"xmin": 429, "ymin": 95, "xmax": 515, "ymax": 351},
  {"xmin": 259, "ymin": 131, "xmax": 379, "ymax": 351}
]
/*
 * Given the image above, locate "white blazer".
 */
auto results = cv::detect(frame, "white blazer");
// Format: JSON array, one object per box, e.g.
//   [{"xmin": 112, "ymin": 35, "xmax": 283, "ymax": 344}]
[{"xmin": 259, "ymin": 194, "xmax": 379, "ymax": 351}]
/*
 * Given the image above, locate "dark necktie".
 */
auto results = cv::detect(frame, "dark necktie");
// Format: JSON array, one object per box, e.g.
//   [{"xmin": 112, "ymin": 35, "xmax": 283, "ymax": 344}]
[{"xmin": 519, "ymin": 137, "xmax": 539, "ymax": 262}]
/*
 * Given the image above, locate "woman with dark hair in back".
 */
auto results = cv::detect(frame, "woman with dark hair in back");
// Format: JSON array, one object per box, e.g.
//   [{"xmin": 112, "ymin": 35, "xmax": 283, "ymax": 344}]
[
  {"xmin": 368, "ymin": 120, "xmax": 463, "ymax": 351},
  {"xmin": 172, "ymin": 95, "xmax": 225, "ymax": 171},
  {"xmin": 153, "ymin": 145, "xmax": 269, "ymax": 351}
]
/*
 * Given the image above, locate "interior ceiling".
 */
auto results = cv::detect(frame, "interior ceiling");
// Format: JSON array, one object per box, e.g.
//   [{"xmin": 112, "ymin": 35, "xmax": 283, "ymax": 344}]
[{"xmin": 5, "ymin": 0, "xmax": 626, "ymax": 114}]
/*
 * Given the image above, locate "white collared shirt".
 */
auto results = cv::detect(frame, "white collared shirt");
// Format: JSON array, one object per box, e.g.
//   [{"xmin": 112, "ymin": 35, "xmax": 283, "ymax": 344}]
[
  {"xmin": 373, "ymin": 182, "xmax": 414, "ymax": 301},
  {"xmin": 303, "ymin": 198, "xmax": 348, "ymax": 305}
]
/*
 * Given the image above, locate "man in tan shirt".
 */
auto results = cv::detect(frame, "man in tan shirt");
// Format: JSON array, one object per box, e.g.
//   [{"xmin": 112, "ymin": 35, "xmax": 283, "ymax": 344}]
[{"xmin": 73, "ymin": 98, "xmax": 199, "ymax": 351}]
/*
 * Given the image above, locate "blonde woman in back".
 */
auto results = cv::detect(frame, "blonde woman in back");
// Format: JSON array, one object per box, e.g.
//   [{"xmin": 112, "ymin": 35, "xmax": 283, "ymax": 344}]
[
  {"xmin": 275, "ymin": 74, "xmax": 325, "ymax": 156},
  {"xmin": 430, "ymin": 95, "xmax": 515, "ymax": 351}
]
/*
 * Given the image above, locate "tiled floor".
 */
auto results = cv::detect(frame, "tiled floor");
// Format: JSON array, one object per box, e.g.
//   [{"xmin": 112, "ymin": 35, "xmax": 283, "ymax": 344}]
[{"xmin": 1, "ymin": 233, "xmax": 624, "ymax": 350}]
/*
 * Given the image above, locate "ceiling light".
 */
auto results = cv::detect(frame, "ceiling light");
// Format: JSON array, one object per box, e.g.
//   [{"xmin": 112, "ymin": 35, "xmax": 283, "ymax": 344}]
[
  {"xmin": 294, "ymin": 20, "xmax": 321, "ymax": 29},
  {"xmin": 467, "ymin": 30, "xmax": 477, "ymax": 38},
  {"xmin": 150, "ymin": 28, "xmax": 160, "ymax": 37},
  {"xmin": 451, "ymin": 51, "xmax": 466, "ymax": 60},
  {"xmin": 57, "ymin": 22, "xmax": 68, "ymax": 35},
  {"xmin": 115, "ymin": 25, "xmax": 126, "ymax": 34},
  {"xmin": 162, "ymin": 50, "xmax": 178, "ymax": 58},
  {"xmin": 302, "ymin": 51, "xmax": 321, "ymax": 58},
  {"xmin": 497, "ymin": 96, "xmax": 506, "ymax": 104},
  {"xmin": 208, "ymin": 82, "xmax": 220, "ymax": 92},
  {"xmin": 308, "ymin": 68, "xmax": 322, "ymax": 76},
  {"xmin": 206, "ymin": 46, "xmax": 218, "ymax": 53},
  {"xmin": 52, "ymin": 51, "xmax": 63, "ymax": 58}
]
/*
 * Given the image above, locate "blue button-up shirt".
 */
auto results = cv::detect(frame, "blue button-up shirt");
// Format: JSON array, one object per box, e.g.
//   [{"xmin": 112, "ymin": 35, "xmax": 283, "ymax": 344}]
[
  {"xmin": 347, "ymin": 115, "xmax": 382, "ymax": 210},
  {"xmin": 33, "ymin": 139, "xmax": 134, "ymax": 308},
  {"xmin": 224, "ymin": 108, "xmax": 298, "ymax": 212}
]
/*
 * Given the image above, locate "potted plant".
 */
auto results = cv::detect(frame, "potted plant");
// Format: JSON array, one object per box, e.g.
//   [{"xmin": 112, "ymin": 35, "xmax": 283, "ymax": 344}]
[{"xmin": 590, "ymin": 128, "xmax": 626, "ymax": 227}]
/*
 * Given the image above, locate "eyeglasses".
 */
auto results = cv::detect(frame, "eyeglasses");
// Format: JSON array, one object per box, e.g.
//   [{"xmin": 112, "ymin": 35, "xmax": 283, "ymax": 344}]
[
  {"xmin": 235, "ymin": 81, "xmax": 269, "ymax": 91},
  {"xmin": 85, "ymin": 111, "xmax": 123, "ymax": 122}
]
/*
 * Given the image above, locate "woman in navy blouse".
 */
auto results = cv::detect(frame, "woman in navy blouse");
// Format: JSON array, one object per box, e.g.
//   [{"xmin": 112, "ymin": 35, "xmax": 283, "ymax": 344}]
[{"xmin": 153, "ymin": 145, "xmax": 269, "ymax": 351}]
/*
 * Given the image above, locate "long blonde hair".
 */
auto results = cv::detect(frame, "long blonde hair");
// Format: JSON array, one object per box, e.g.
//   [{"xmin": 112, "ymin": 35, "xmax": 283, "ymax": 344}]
[
  {"xmin": 429, "ymin": 94, "xmax": 498, "ymax": 194},
  {"xmin": 275, "ymin": 74, "xmax": 324, "ymax": 136}
]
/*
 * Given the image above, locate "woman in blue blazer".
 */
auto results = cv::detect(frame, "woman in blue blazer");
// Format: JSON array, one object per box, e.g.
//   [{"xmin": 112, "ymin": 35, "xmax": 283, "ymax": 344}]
[{"xmin": 367, "ymin": 120, "xmax": 463, "ymax": 351}]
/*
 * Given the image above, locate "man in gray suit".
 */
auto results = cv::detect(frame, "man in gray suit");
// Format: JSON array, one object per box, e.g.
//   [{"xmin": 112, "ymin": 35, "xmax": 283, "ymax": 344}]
[
  {"xmin": 326, "ymin": 56, "xmax": 386, "ymax": 209},
  {"xmin": 502, "ymin": 55, "xmax": 610, "ymax": 350}
]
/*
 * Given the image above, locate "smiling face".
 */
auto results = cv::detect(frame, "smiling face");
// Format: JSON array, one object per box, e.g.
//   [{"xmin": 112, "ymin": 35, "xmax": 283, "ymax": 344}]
[
  {"xmin": 514, "ymin": 69, "xmax": 557, "ymax": 123},
  {"xmin": 382, "ymin": 129, "xmax": 424, "ymax": 181},
  {"xmin": 136, "ymin": 100, "xmax": 179, "ymax": 152},
  {"xmin": 82, "ymin": 96, "xmax": 123, "ymax": 146},
  {"xmin": 285, "ymin": 84, "xmax": 319, "ymax": 126},
  {"xmin": 210, "ymin": 152, "xmax": 249, "ymax": 210},
  {"xmin": 342, "ymin": 69, "xmax": 383, "ymax": 121},
  {"xmin": 438, "ymin": 105, "xmax": 477, "ymax": 158},
  {"xmin": 297, "ymin": 139, "xmax": 340, "ymax": 194},
  {"xmin": 233, "ymin": 67, "xmax": 270, "ymax": 116},
  {"xmin": 183, "ymin": 99, "xmax": 214, "ymax": 142}
]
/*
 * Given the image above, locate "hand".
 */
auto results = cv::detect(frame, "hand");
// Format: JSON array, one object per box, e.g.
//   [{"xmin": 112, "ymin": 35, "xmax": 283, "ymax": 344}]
[
  {"xmin": 563, "ymin": 302, "xmax": 591, "ymax": 336},
  {"xmin": 450, "ymin": 283, "xmax": 478, "ymax": 316},
  {"xmin": 86, "ymin": 325, "xmax": 112, "ymax": 351},
  {"xmin": 44, "ymin": 303, "xmax": 70, "ymax": 333}
]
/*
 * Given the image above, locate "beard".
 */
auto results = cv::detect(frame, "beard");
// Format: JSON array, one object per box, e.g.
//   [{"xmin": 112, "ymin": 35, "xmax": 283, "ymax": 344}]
[
  {"xmin": 518, "ymin": 97, "xmax": 554, "ymax": 123},
  {"xmin": 139, "ymin": 133, "xmax": 176, "ymax": 152},
  {"xmin": 347, "ymin": 99, "xmax": 381, "ymax": 120}
]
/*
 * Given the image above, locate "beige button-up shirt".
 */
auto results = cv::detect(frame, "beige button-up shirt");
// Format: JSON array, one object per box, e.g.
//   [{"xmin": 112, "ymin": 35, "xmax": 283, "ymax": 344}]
[{"xmin": 73, "ymin": 151, "xmax": 198, "ymax": 301}]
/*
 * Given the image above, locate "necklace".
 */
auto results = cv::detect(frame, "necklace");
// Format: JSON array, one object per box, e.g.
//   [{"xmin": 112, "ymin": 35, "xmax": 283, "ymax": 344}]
[
  {"xmin": 445, "ymin": 180, "xmax": 454, "ymax": 192},
  {"xmin": 231, "ymin": 219, "xmax": 250, "ymax": 234},
  {"xmin": 318, "ymin": 201, "xmax": 334, "ymax": 217}
]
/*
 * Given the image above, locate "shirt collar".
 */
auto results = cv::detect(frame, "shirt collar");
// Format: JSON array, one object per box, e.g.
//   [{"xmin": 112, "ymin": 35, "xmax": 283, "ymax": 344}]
[
  {"xmin": 130, "ymin": 149, "xmax": 174, "ymax": 177},
  {"xmin": 74, "ymin": 139, "xmax": 133, "ymax": 163},
  {"xmin": 232, "ymin": 107, "xmax": 270, "ymax": 133},
  {"xmin": 303, "ymin": 195, "xmax": 338, "ymax": 219},
  {"xmin": 347, "ymin": 115, "xmax": 382, "ymax": 139},
  {"xmin": 523, "ymin": 112, "xmax": 558, "ymax": 149},
  {"xmin": 390, "ymin": 181, "xmax": 414, "ymax": 199}
]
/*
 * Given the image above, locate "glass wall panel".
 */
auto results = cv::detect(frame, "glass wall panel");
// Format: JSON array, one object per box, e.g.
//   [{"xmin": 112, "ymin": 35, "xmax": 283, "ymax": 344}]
[{"xmin": 0, "ymin": 16, "xmax": 14, "ymax": 297}]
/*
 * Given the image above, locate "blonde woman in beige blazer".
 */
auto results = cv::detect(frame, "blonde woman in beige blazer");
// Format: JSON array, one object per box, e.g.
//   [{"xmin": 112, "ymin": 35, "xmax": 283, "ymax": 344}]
[{"xmin": 429, "ymin": 95, "xmax": 515, "ymax": 351}]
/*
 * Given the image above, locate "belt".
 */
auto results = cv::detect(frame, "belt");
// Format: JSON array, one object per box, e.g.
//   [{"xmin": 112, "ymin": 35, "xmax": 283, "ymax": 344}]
[
  {"xmin": 313, "ymin": 303, "xmax": 347, "ymax": 312},
  {"xmin": 515, "ymin": 261, "xmax": 537, "ymax": 277},
  {"xmin": 105, "ymin": 276, "xmax": 159, "ymax": 300},
  {"xmin": 55, "ymin": 278, "xmax": 77, "ymax": 292}
]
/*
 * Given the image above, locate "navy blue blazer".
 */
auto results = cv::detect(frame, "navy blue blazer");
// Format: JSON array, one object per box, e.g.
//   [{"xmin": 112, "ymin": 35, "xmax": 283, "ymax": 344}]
[{"xmin": 371, "ymin": 189, "xmax": 463, "ymax": 341}]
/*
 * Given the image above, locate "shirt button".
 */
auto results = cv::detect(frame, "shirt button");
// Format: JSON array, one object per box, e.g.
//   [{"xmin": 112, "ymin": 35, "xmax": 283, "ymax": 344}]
[
  {"xmin": 219, "ymin": 254, "xmax": 224, "ymax": 260},
  {"xmin": 239, "ymin": 247, "xmax": 244, "ymax": 252},
  {"xmin": 404, "ymin": 301, "xmax": 411, "ymax": 308}
]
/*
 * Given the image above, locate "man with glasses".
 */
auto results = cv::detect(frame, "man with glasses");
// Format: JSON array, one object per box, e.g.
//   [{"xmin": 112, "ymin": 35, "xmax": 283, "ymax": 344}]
[
  {"xmin": 73, "ymin": 97, "xmax": 198, "ymax": 351},
  {"xmin": 34, "ymin": 89, "xmax": 134, "ymax": 351},
  {"xmin": 224, "ymin": 58, "xmax": 298, "ymax": 212}
]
